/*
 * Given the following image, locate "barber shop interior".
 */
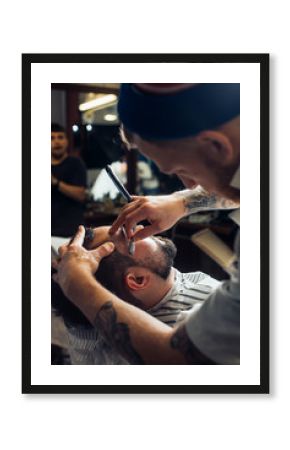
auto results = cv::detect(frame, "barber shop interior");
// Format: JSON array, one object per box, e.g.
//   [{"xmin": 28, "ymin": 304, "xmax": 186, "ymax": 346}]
[{"xmin": 51, "ymin": 83, "xmax": 239, "ymax": 365}]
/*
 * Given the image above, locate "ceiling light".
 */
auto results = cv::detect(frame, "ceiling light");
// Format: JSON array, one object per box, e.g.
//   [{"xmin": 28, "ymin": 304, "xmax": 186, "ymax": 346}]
[
  {"xmin": 86, "ymin": 124, "xmax": 93, "ymax": 131},
  {"xmin": 79, "ymin": 94, "xmax": 117, "ymax": 112},
  {"xmin": 104, "ymin": 114, "xmax": 117, "ymax": 122},
  {"xmin": 72, "ymin": 124, "xmax": 79, "ymax": 132}
]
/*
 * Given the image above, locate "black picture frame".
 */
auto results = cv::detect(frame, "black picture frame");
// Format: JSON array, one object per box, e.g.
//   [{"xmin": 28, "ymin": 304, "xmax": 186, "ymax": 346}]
[{"xmin": 22, "ymin": 53, "xmax": 269, "ymax": 394}]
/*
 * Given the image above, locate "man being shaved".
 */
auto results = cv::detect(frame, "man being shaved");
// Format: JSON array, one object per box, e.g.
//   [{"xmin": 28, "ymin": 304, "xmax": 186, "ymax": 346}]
[{"xmin": 52, "ymin": 225, "xmax": 219, "ymax": 364}]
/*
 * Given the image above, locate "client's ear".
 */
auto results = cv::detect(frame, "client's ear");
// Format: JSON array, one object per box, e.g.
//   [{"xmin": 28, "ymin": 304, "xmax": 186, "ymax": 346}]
[
  {"xmin": 197, "ymin": 130, "xmax": 234, "ymax": 165},
  {"xmin": 125, "ymin": 268, "xmax": 151, "ymax": 291}
]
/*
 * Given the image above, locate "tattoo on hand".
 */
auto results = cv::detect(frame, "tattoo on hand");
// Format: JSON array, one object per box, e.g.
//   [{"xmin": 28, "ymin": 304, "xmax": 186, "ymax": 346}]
[
  {"xmin": 94, "ymin": 301, "xmax": 144, "ymax": 364},
  {"xmin": 171, "ymin": 324, "xmax": 216, "ymax": 364}
]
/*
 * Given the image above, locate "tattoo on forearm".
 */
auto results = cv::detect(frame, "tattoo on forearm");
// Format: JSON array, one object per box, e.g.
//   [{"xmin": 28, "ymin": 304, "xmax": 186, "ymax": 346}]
[
  {"xmin": 94, "ymin": 301, "xmax": 144, "ymax": 364},
  {"xmin": 171, "ymin": 324, "xmax": 216, "ymax": 364},
  {"xmin": 181, "ymin": 187, "xmax": 238, "ymax": 214}
]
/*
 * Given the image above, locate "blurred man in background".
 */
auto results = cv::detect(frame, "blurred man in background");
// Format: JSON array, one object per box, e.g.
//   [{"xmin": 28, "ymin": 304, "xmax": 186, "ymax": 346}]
[{"xmin": 51, "ymin": 123, "xmax": 87, "ymax": 237}]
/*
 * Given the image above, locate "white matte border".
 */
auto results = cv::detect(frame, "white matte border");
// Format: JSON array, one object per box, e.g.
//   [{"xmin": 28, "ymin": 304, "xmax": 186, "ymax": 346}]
[{"xmin": 30, "ymin": 61, "xmax": 260, "ymax": 386}]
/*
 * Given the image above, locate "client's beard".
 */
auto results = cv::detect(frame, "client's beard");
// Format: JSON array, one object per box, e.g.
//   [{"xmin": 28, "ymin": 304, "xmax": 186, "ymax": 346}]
[{"xmin": 150, "ymin": 236, "xmax": 177, "ymax": 280}]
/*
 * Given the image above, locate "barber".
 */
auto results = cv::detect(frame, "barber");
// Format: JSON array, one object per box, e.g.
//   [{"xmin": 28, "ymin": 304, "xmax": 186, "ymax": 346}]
[{"xmin": 53, "ymin": 83, "xmax": 240, "ymax": 364}]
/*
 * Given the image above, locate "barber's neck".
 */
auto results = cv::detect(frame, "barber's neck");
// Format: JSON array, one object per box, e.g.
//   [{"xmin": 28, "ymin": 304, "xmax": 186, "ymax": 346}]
[{"xmin": 133, "ymin": 268, "xmax": 175, "ymax": 310}]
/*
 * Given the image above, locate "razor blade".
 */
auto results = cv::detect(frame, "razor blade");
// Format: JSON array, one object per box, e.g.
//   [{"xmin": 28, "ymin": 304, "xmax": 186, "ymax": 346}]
[{"xmin": 106, "ymin": 165, "xmax": 135, "ymax": 255}]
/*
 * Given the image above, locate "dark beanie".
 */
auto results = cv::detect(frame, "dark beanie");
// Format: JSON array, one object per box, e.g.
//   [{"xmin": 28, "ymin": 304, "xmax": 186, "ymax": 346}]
[{"xmin": 118, "ymin": 83, "xmax": 240, "ymax": 140}]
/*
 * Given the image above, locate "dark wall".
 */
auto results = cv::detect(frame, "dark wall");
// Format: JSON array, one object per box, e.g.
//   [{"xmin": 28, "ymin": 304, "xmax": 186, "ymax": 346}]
[{"xmin": 51, "ymin": 90, "xmax": 66, "ymax": 128}]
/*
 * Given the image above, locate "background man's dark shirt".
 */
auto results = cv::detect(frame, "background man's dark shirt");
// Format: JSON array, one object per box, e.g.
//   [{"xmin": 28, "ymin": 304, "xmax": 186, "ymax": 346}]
[{"xmin": 52, "ymin": 156, "xmax": 87, "ymax": 237}]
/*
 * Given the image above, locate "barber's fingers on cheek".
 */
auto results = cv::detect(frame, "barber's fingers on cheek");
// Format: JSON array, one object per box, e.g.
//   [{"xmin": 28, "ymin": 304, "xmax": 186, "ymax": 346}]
[
  {"xmin": 124, "ymin": 207, "xmax": 147, "ymax": 238},
  {"xmin": 109, "ymin": 201, "xmax": 144, "ymax": 235},
  {"xmin": 132, "ymin": 224, "xmax": 160, "ymax": 241},
  {"xmin": 109, "ymin": 221, "xmax": 120, "ymax": 235},
  {"xmin": 109, "ymin": 212, "xmax": 128, "ymax": 234},
  {"xmin": 126, "ymin": 223, "xmax": 144, "ymax": 238},
  {"xmin": 109, "ymin": 210, "xmax": 132, "ymax": 234}
]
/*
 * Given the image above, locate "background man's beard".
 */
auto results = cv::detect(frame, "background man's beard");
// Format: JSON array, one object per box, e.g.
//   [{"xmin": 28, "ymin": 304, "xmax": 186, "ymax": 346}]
[{"xmin": 52, "ymin": 151, "xmax": 66, "ymax": 160}]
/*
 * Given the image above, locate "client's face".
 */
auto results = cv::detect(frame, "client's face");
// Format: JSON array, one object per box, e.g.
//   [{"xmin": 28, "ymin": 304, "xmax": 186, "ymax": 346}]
[{"xmin": 90, "ymin": 226, "xmax": 176, "ymax": 276}]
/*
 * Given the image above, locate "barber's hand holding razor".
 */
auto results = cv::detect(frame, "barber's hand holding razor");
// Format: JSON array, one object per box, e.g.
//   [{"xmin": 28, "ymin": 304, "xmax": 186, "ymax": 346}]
[
  {"xmin": 109, "ymin": 193, "xmax": 186, "ymax": 241},
  {"xmin": 52, "ymin": 225, "xmax": 115, "ymax": 298}
]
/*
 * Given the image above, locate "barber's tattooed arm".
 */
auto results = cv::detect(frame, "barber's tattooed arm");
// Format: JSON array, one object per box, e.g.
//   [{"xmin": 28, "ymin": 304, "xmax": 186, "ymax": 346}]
[
  {"xmin": 174, "ymin": 186, "xmax": 239, "ymax": 215},
  {"xmin": 170, "ymin": 323, "xmax": 216, "ymax": 364},
  {"xmin": 94, "ymin": 300, "xmax": 214, "ymax": 365},
  {"xmin": 94, "ymin": 301, "xmax": 144, "ymax": 364}
]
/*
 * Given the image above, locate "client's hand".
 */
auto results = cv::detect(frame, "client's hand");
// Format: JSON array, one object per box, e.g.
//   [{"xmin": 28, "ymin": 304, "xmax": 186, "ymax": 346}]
[{"xmin": 52, "ymin": 225, "xmax": 115, "ymax": 298}]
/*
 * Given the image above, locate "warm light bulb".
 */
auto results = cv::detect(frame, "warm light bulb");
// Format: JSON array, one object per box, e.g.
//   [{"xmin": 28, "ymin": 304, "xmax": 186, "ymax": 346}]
[{"xmin": 104, "ymin": 114, "xmax": 117, "ymax": 122}]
